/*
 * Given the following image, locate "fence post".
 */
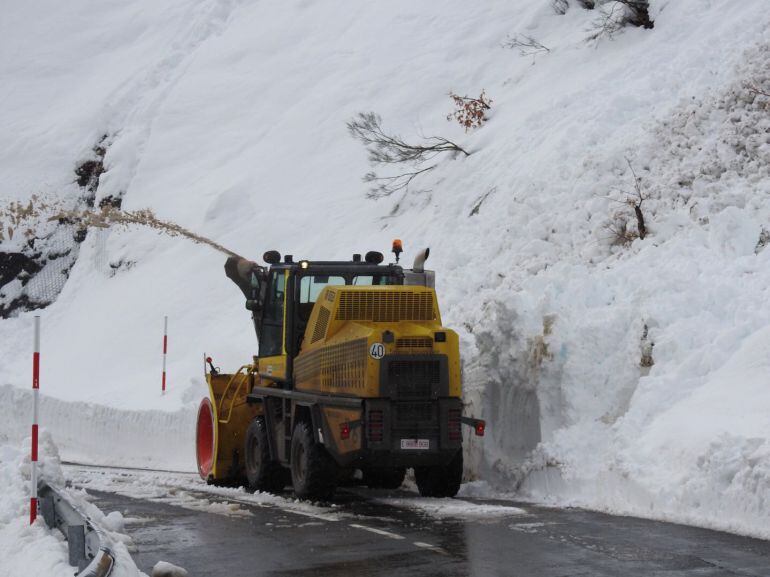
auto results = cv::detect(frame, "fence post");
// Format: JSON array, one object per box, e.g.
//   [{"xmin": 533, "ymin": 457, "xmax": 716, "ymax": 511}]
[
  {"xmin": 30, "ymin": 315, "xmax": 40, "ymax": 524},
  {"xmin": 162, "ymin": 316, "xmax": 168, "ymax": 394}
]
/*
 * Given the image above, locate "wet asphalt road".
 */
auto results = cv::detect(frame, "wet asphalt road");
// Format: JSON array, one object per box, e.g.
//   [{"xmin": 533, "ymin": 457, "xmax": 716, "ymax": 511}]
[{"xmin": 82, "ymin": 483, "xmax": 770, "ymax": 577}]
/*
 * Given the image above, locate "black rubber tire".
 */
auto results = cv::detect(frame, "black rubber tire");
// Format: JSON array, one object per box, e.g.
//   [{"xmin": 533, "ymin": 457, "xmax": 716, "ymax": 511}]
[
  {"xmin": 363, "ymin": 467, "xmax": 406, "ymax": 490},
  {"xmin": 244, "ymin": 417, "xmax": 287, "ymax": 493},
  {"xmin": 290, "ymin": 421, "xmax": 338, "ymax": 501},
  {"xmin": 415, "ymin": 450, "xmax": 463, "ymax": 497}
]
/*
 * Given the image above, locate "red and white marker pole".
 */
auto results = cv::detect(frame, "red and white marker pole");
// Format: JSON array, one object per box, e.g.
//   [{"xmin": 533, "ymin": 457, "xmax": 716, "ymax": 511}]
[
  {"xmin": 30, "ymin": 315, "xmax": 40, "ymax": 525},
  {"xmin": 162, "ymin": 316, "xmax": 168, "ymax": 394}
]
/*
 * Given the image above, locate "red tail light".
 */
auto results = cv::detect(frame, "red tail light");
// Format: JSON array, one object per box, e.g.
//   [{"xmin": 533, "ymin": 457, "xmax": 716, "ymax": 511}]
[
  {"xmin": 475, "ymin": 420, "xmax": 486, "ymax": 437},
  {"xmin": 448, "ymin": 409, "xmax": 461, "ymax": 441},
  {"xmin": 340, "ymin": 422, "xmax": 350, "ymax": 440},
  {"xmin": 367, "ymin": 410, "xmax": 384, "ymax": 442}
]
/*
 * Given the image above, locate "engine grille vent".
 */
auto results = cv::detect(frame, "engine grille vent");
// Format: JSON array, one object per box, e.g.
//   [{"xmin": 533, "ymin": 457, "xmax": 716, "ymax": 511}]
[
  {"xmin": 387, "ymin": 359, "xmax": 441, "ymax": 399},
  {"xmin": 395, "ymin": 337, "xmax": 433, "ymax": 353},
  {"xmin": 310, "ymin": 306, "xmax": 331, "ymax": 343},
  {"xmin": 336, "ymin": 291, "xmax": 434, "ymax": 322},
  {"xmin": 294, "ymin": 338, "xmax": 367, "ymax": 389}
]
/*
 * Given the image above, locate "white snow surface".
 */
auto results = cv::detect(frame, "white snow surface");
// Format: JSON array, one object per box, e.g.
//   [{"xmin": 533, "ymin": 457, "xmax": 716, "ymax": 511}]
[
  {"xmin": 1, "ymin": 0, "xmax": 770, "ymax": 539},
  {"xmin": 65, "ymin": 464, "xmax": 348, "ymax": 522},
  {"xmin": 0, "ymin": 434, "xmax": 145, "ymax": 577},
  {"xmin": 374, "ymin": 496, "xmax": 526, "ymax": 519},
  {"xmin": 152, "ymin": 561, "xmax": 189, "ymax": 577},
  {"xmin": 0, "ymin": 385, "xmax": 195, "ymax": 470},
  {"xmin": 64, "ymin": 463, "xmax": 528, "ymax": 524}
]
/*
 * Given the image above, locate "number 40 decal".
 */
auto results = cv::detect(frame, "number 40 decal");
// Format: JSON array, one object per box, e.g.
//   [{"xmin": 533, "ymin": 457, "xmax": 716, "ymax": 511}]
[{"xmin": 369, "ymin": 342, "xmax": 385, "ymax": 359}]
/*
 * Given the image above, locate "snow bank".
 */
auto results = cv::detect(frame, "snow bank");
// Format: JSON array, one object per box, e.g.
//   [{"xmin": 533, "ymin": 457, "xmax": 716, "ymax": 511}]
[
  {"xmin": 152, "ymin": 561, "xmax": 189, "ymax": 577},
  {"xmin": 1, "ymin": 0, "xmax": 769, "ymax": 540},
  {"xmin": 0, "ymin": 386, "xmax": 195, "ymax": 471},
  {"xmin": 519, "ymin": 323, "xmax": 770, "ymax": 539},
  {"xmin": 0, "ymin": 433, "xmax": 145, "ymax": 576},
  {"xmin": 469, "ymin": 40, "xmax": 770, "ymax": 538},
  {"xmin": 0, "ymin": 435, "xmax": 72, "ymax": 577}
]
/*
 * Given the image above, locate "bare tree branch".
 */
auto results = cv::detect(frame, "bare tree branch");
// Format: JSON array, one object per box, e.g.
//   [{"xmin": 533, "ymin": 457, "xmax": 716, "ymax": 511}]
[
  {"xmin": 347, "ymin": 112, "xmax": 468, "ymax": 162},
  {"xmin": 502, "ymin": 34, "xmax": 551, "ymax": 56},
  {"xmin": 348, "ymin": 112, "xmax": 469, "ymax": 199},
  {"xmin": 601, "ymin": 158, "xmax": 649, "ymax": 244},
  {"xmin": 363, "ymin": 166, "xmax": 436, "ymax": 199},
  {"xmin": 625, "ymin": 158, "xmax": 647, "ymax": 240},
  {"xmin": 586, "ymin": 0, "xmax": 653, "ymax": 41},
  {"xmin": 746, "ymin": 84, "xmax": 770, "ymax": 98}
]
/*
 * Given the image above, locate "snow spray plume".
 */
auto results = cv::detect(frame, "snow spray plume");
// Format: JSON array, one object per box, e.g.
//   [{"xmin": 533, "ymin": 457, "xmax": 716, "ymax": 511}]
[
  {"xmin": 50, "ymin": 206, "xmax": 242, "ymax": 258},
  {"xmin": 0, "ymin": 194, "xmax": 58, "ymax": 242},
  {"xmin": 0, "ymin": 196, "xmax": 240, "ymax": 258}
]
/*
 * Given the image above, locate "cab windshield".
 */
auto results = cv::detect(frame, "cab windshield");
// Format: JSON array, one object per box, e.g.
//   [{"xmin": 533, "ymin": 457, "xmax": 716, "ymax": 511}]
[
  {"xmin": 293, "ymin": 271, "xmax": 402, "ymax": 351},
  {"xmin": 299, "ymin": 274, "xmax": 397, "ymax": 304},
  {"xmin": 299, "ymin": 275, "xmax": 345, "ymax": 303}
]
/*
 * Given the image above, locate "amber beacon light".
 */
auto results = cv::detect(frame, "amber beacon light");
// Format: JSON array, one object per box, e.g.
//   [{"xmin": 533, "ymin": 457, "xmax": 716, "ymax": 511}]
[{"xmin": 392, "ymin": 238, "xmax": 403, "ymax": 262}]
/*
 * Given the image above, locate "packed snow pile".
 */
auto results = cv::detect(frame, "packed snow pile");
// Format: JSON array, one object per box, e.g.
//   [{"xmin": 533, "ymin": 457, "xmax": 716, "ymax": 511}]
[
  {"xmin": 0, "ymin": 0, "xmax": 769, "ymax": 538},
  {"xmin": 0, "ymin": 385, "xmax": 195, "ymax": 469},
  {"xmin": 376, "ymin": 496, "xmax": 526, "ymax": 520},
  {"xmin": 0, "ymin": 435, "xmax": 72, "ymax": 577},
  {"xmin": 0, "ymin": 433, "xmax": 145, "ymax": 576},
  {"xmin": 152, "ymin": 561, "xmax": 189, "ymax": 577},
  {"xmin": 466, "ymin": 40, "xmax": 770, "ymax": 538}
]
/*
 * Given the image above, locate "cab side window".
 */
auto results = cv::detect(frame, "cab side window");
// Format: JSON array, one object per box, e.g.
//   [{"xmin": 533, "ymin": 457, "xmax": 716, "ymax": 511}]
[{"xmin": 259, "ymin": 271, "xmax": 285, "ymax": 357}]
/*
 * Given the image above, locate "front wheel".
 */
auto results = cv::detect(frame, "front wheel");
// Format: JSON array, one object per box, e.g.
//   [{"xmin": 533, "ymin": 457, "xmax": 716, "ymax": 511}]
[
  {"xmin": 415, "ymin": 451, "xmax": 462, "ymax": 498},
  {"xmin": 244, "ymin": 417, "xmax": 287, "ymax": 493},
  {"xmin": 196, "ymin": 398, "xmax": 215, "ymax": 480},
  {"xmin": 290, "ymin": 421, "xmax": 338, "ymax": 501}
]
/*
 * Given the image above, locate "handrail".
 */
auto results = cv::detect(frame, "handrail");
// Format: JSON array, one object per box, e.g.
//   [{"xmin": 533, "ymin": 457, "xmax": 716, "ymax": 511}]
[
  {"xmin": 217, "ymin": 365, "xmax": 252, "ymax": 424},
  {"xmin": 38, "ymin": 481, "xmax": 116, "ymax": 576}
]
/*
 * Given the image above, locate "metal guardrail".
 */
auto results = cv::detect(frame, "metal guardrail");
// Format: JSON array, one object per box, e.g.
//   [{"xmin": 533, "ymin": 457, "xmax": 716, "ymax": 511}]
[{"xmin": 38, "ymin": 482, "xmax": 116, "ymax": 577}]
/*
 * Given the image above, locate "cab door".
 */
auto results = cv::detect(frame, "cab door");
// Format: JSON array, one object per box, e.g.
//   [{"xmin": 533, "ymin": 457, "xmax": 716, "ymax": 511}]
[{"xmin": 258, "ymin": 269, "xmax": 288, "ymax": 379}]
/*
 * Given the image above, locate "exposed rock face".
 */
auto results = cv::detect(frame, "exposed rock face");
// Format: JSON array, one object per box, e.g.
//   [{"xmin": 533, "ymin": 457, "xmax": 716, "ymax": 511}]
[{"xmin": 0, "ymin": 139, "xmax": 108, "ymax": 318}]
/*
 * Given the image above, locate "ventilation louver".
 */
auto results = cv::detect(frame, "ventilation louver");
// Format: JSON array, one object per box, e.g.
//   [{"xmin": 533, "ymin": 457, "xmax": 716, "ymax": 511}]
[{"xmin": 336, "ymin": 291, "xmax": 434, "ymax": 322}]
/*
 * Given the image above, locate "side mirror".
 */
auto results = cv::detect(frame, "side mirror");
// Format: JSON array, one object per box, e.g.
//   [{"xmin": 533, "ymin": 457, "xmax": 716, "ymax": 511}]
[
  {"xmin": 245, "ymin": 299, "xmax": 261, "ymax": 312},
  {"xmin": 263, "ymin": 250, "xmax": 281, "ymax": 264}
]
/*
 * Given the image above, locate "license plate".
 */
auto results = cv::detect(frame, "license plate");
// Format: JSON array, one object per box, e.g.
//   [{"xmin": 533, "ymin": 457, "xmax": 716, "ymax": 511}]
[{"xmin": 400, "ymin": 439, "xmax": 430, "ymax": 450}]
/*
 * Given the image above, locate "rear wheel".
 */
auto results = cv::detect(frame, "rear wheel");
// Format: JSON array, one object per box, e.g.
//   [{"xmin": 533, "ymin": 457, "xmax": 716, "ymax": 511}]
[
  {"xmin": 363, "ymin": 467, "xmax": 406, "ymax": 490},
  {"xmin": 290, "ymin": 421, "xmax": 338, "ymax": 501},
  {"xmin": 244, "ymin": 417, "xmax": 287, "ymax": 493},
  {"xmin": 415, "ymin": 451, "xmax": 462, "ymax": 497}
]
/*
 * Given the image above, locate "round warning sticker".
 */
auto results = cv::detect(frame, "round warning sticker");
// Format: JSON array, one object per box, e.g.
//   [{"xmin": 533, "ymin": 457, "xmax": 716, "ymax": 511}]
[{"xmin": 369, "ymin": 343, "xmax": 385, "ymax": 359}]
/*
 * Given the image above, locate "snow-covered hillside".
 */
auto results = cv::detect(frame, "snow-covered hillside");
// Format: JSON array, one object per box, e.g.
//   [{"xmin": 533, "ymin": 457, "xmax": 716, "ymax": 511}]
[{"xmin": 1, "ymin": 0, "xmax": 769, "ymax": 537}]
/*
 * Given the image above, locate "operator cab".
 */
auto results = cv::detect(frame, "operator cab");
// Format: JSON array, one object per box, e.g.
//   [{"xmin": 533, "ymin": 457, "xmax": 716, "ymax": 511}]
[
  {"xmin": 256, "ymin": 254, "xmax": 405, "ymax": 360},
  {"xmin": 225, "ymin": 242, "xmax": 434, "ymax": 380}
]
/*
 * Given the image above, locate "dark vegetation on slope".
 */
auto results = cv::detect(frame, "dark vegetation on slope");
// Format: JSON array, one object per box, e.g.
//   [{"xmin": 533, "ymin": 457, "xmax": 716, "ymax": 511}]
[{"xmin": 0, "ymin": 138, "xmax": 107, "ymax": 318}]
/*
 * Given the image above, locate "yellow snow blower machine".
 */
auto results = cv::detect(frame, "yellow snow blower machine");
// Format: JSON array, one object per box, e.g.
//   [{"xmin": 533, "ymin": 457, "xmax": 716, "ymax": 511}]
[{"xmin": 195, "ymin": 242, "xmax": 485, "ymax": 500}]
